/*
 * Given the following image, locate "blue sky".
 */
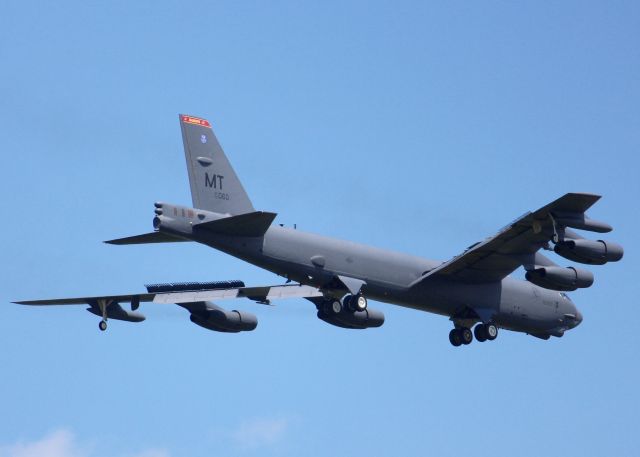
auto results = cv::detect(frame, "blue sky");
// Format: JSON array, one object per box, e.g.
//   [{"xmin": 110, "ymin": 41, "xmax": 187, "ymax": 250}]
[{"xmin": 0, "ymin": 1, "xmax": 638, "ymax": 456}]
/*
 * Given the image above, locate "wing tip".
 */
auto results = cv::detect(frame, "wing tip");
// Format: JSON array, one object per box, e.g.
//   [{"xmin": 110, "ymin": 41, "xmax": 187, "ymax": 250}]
[
  {"xmin": 565, "ymin": 192, "xmax": 602, "ymax": 200},
  {"xmin": 104, "ymin": 239, "xmax": 127, "ymax": 245},
  {"xmin": 547, "ymin": 192, "xmax": 603, "ymax": 214},
  {"xmin": 13, "ymin": 300, "xmax": 42, "ymax": 305}
]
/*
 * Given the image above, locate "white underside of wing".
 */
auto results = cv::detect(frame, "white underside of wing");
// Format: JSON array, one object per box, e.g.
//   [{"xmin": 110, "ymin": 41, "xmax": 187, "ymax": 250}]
[{"xmin": 152, "ymin": 284, "xmax": 323, "ymax": 304}]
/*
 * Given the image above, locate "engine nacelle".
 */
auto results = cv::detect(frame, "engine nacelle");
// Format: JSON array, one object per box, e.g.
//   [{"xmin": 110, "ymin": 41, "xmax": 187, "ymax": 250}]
[
  {"xmin": 87, "ymin": 302, "xmax": 145, "ymax": 322},
  {"xmin": 554, "ymin": 213, "xmax": 612, "ymax": 233},
  {"xmin": 525, "ymin": 266, "xmax": 594, "ymax": 291},
  {"xmin": 190, "ymin": 308, "xmax": 257, "ymax": 333},
  {"xmin": 554, "ymin": 239, "xmax": 624, "ymax": 265},
  {"xmin": 317, "ymin": 308, "xmax": 385, "ymax": 329}
]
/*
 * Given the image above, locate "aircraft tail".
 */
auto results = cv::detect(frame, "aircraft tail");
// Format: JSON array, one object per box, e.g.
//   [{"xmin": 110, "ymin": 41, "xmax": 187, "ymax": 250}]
[{"xmin": 180, "ymin": 114, "xmax": 254, "ymax": 215}]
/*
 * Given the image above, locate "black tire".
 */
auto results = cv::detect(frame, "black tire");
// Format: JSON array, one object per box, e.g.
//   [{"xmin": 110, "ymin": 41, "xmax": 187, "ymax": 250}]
[
  {"xmin": 486, "ymin": 323, "xmax": 498, "ymax": 340},
  {"xmin": 99, "ymin": 320, "xmax": 107, "ymax": 331},
  {"xmin": 449, "ymin": 329, "xmax": 462, "ymax": 347},
  {"xmin": 343, "ymin": 295, "xmax": 354, "ymax": 311},
  {"xmin": 460, "ymin": 327, "xmax": 473, "ymax": 345},
  {"xmin": 322, "ymin": 299, "xmax": 343, "ymax": 315},
  {"xmin": 474, "ymin": 324, "xmax": 487, "ymax": 342},
  {"xmin": 354, "ymin": 295, "xmax": 367, "ymax": 312},
  {"xmin": 330, "ymin": 300, "xmax": 343, "ymax": 315}
]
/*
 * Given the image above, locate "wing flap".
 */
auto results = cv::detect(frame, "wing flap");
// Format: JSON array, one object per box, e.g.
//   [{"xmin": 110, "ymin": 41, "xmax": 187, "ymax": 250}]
[{"xmin": 152, "ymin": 284, "xmax": 323, "ymax": 304}]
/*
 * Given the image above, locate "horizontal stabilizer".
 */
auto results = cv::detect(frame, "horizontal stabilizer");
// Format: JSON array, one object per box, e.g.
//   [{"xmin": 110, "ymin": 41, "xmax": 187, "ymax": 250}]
[
  {"xmin": 195, "ymin": 211, "xmax": 277, "ymax": 237},
  {"xmin": 105, "ymin": 231, "xmax": 190, "ymax": 245}
]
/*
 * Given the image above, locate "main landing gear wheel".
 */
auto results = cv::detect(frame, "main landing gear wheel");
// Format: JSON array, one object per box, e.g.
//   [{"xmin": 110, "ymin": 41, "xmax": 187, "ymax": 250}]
[
  {"xmin": 460, "ymin": 327, "xmax": 473, "ymax": 345},
  {"xmin": 474, "ymin": 324, "xmax": 488, "ymax": 342},
  {"xmin": 485, "ymin": 323, "xmax": 498, "ymax": 340},
  {"xmin": 98, "ymin": 320, "xmax": 108, "ymax": 331},
  {"xmin": 449, "ymin": 327, "xmax": 474, "ymax": 346},
  {"xmin": 473, "ymin": 323, "xmax": 498, "ymax": 342},
  {"xmin": 353, "ymin": 295, "xmax": 367, "ymax": 312},
  {"xmin": 449, "ymin": 329, "xmax": 462, "ymax": 347},
  {"xmin": 343, "ymin": 294, "xmax": 368, "ymax": 312},
  {"xmin": 323, "ymin": 300, "xmax": 343, "ymax": 315}
]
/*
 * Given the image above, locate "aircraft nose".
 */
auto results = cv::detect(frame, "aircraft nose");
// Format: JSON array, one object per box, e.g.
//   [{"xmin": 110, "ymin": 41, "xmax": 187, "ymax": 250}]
[{"xmin": 564, "ymin": 309, "xmax": 583, "ymax": 329}]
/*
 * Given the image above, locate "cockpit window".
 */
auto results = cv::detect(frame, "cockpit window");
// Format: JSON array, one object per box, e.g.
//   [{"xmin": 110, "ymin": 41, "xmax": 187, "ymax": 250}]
[{"xmin": 559, "ymin": 293, "xmax": 569, "ymax": 300}]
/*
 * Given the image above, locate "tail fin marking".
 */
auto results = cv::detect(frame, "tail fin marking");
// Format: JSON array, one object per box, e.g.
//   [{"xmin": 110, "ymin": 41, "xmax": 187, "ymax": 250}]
[{"xmin": 180, "ymin": 114, "xmax": 254, "ymax": 215}]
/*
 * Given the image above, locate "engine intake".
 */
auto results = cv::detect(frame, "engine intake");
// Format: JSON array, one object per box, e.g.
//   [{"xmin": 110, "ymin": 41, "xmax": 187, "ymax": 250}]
[
  {"xmin": 554, "ymin": 239, "xmax": 624, "ymax": 265},
  {"xmin": 525, "ymin": 266, "xmax": 594, "ymax": 291},
  {"xmin": 317, "ymin": 308, "xmax": 385, "ymax": 329}
]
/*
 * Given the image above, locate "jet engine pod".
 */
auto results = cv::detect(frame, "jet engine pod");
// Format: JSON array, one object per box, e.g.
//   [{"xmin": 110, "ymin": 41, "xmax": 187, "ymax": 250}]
[
  {"xmin": 317, "ymin": 307, "xmax": 385, "ymax": 329},
  {"xmin": 190, "ymin": 308, "xmax": 258, "ymax": 333},
  {"xmin": 554, "ymin": 239, "xmax": 624, "ymax": 265},
  {"xmin": 554, "ymin": 213, "xmax": 612, "ymax": 233},
  {"xmin": 525, "ymin": 266, "xmax": 594, "ymax": 292},
  {"xmin": 86, "ymin": 302, "xmax": 145, "ymax": 322}
]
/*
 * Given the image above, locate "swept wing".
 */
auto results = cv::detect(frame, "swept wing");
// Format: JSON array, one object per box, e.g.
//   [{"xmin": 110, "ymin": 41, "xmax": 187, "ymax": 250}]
[
  {"xmin": 14, "ymin": 283, "xmax": 322, "ymax": 307},
  {"xmin": 410, "ymin": 193, "xmax": 607, "ymax": 286}
]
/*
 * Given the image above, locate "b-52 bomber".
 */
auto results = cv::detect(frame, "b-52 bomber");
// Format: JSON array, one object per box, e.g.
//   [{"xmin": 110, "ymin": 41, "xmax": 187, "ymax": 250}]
[{"xmin": 15, "ymin": 115, "xmax": 624, "ymax": 346}]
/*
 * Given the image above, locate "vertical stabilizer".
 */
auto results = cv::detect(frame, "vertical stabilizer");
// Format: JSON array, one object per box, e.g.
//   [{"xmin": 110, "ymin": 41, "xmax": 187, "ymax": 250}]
[{"xmin": 179, "ymin": 114, "xmax": 254, "ymax": 215}]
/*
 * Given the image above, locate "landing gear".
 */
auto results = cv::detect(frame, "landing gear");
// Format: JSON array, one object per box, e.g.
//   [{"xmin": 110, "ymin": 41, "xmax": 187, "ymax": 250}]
[
  {"xmin": 474, "ymin": 323, "xmax": 498, "ymax": 341},
  {"xmin": 451, "ymin": 323, "xmax": 498, "ymax": 346},
  {"xmin": 354, "ymin": 295, "xmax": 367, "ymax": 311},
  {"xmin": 323, "ymin": 299, "xmax": 343, "ymax": 315},
  {"xmin": 449, "ymin": 329, "xmax": 462, "ymax": 347},
  {"xmin": 474, "ymin": 324, "xmax": 488, "ymax": 342},
  {"xmin": 460, "ymin": 327, "xmax": 473, "ymax": 345},
  {"xmin": 97, "ymin": 298, "xmax": 110, "ymax": 332},
  {"xmin": 343, "ymin": 294, "xmax": 367, "ymax": 312},
  {"xmin": 322, "ymin": 294, "xmax": 367, "ymax": 316},
  {"xmin": 485, "ymin": 323, "xmax": 498, "ymax": 340},
  {"xmin": 449, "ymin": 328, "xmax": 473, "ymax": 346}
]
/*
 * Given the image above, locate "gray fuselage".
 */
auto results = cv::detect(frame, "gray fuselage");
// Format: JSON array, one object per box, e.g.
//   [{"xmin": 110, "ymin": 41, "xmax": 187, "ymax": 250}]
[{"xmin": 163, "ymin": 205, "xmax": 582, "ymax": 338}]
